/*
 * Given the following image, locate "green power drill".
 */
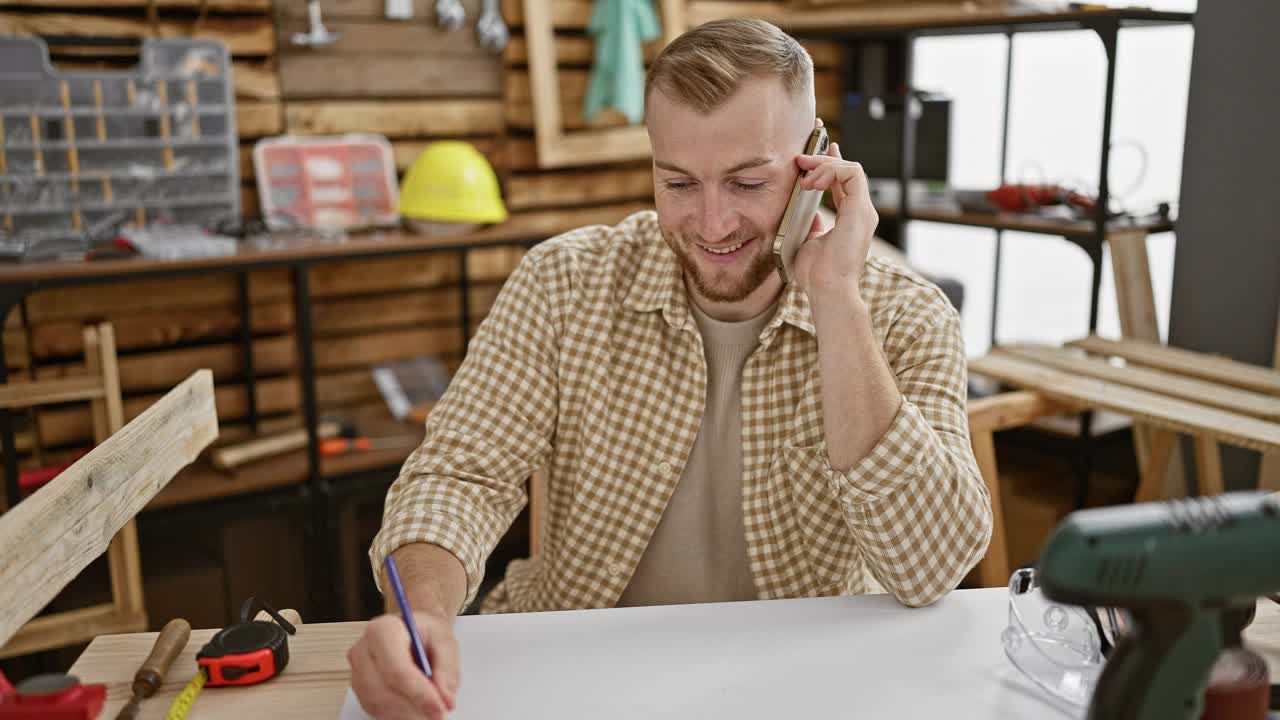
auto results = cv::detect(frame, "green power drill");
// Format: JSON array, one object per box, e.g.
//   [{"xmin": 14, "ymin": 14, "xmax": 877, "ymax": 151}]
[{"xmin": 1038, "ymin": 490, "xmax": 1280, "ymax": 720}]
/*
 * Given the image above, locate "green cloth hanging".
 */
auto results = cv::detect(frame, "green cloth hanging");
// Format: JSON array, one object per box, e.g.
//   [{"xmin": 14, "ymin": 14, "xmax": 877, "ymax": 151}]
[{"xmin": 584, "ymin": 0, "xmax": 661, "ymax": 125}]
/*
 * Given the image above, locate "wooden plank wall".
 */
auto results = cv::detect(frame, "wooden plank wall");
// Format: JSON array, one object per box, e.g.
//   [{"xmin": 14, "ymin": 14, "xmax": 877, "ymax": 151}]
[
  {"xmin": 499, "ymin": 0, "xmax": 843, "ymax": 226},
  {"xmin": 0, "ymin": 0, "xmax": 520, "ymax": 478},
  {"xmin": 265, "ymin": 0, "xmax": 527, "ymax": 425},
  {"xmin": 1, "ymin": 0, "xmax": 846, "ymax": 497},
  {"xmin": 5, "ymin": 256, "xmax": 521, "ymax": 465},
  {"xmin": 16, "ymin": 272, "xmax": 295, "ymax": 462},
  {"xmin": 269, "ymin": 0, "xmax": 506, "ymax": 179}
]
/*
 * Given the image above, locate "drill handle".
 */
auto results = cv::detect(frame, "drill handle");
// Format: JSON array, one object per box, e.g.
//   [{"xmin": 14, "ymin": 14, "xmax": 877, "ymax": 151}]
[{"xmin": 1088, "ymin": 605, "xmax": 1221, "ymax": 720}]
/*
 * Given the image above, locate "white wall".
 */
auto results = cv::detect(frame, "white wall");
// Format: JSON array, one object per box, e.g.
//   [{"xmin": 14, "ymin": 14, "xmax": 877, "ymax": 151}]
[{"xmin": 903, "ymin": 0, "xmax": 1195, "ymax": 356}]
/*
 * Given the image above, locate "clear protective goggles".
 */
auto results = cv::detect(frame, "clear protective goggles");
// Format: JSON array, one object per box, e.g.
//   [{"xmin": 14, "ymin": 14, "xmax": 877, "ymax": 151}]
[{"xmin": 1001, "ymin": 567, "xmax": 1129, "ymax": 707}]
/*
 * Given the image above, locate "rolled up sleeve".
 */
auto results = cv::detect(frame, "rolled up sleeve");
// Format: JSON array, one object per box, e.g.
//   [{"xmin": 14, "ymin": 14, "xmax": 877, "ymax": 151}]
[
  {"xmin": 789, "ymin": 302, "xmax": 993, "ymax": 607},
  {"xmin": 369, "ymin": 250, "xmax": 559, "ymax": 608}
]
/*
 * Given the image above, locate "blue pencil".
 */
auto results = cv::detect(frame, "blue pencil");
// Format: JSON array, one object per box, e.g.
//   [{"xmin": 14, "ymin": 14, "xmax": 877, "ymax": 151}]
[{"xmin": 384, "ymin": 554, "xmax": 433, "ymax": 678}]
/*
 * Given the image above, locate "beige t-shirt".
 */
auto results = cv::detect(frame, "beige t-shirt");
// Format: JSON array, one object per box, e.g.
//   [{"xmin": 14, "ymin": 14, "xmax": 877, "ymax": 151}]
[{"xmin": 616, "ymin": 300, "xmax": 777, "ymax": 607}]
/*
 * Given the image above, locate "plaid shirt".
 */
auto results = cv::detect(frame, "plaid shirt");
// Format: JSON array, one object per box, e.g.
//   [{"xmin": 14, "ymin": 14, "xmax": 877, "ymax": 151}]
[{"xmin": 372, "ymin": 210, "xmax": 992, "ymax": 613}]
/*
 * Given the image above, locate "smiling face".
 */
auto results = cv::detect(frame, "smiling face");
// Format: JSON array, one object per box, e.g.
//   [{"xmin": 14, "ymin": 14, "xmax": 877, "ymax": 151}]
[{"xmin": 647, "ymin": 75, "xmax": 815, "ymax": 320}]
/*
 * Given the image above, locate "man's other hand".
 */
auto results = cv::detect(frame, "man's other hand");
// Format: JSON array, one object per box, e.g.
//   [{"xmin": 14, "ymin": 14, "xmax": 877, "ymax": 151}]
[{"xmin": 348, "ymin": 610, "xmax": 461, "ymax": 719}]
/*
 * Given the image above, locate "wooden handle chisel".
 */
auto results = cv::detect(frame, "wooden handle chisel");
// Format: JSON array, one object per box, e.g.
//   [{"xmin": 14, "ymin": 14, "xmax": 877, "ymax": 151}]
[{"xmin": 115, "ymin": 618, "xmax": 191, "ymax": 720}]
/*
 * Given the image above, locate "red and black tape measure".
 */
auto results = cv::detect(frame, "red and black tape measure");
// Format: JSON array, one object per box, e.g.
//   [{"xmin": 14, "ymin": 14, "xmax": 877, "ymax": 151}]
[
  {"xmin": 196, "ymin": 598, "xmax": 296, "ymax": 687},
  {"xmin": 197, "ymin": 619, "xmax": 291, "ymax": 686},
  {"xmin": 167, "ymin": 599, "xmax": 298, "ymax": 719}
]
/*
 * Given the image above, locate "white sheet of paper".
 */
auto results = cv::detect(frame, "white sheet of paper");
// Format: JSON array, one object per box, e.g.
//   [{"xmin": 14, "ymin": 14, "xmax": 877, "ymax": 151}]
[
  {"xmin": 338, "ymin": 588, "xmax": 1082, "ymax": 720},
  {"xmin": 340, "ymin": 687, "xmax": 372, "ymax": 720}
]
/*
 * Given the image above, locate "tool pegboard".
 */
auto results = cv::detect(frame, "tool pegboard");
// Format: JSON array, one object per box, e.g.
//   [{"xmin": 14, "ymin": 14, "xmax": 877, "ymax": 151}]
[{"xmin": 0, "ymin": 36, "xmax": 240, "ymax": 262}]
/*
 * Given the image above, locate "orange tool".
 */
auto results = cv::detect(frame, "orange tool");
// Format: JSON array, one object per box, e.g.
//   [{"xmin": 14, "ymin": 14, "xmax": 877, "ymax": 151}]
[{"xmin": 319, "ymin": 435, "xmax": 419, "ymax": 458}]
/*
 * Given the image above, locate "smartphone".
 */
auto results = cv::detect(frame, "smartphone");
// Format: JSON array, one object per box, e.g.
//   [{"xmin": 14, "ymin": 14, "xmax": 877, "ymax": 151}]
[{"xmin": 772, "ymin": 126, "xmax": 830, "ymax": 284}]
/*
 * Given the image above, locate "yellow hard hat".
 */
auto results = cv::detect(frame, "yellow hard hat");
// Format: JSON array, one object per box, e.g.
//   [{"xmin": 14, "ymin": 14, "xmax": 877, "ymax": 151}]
[{"xmin": 399, "ymin": 141, "xmax": 508, "ymax": 224}]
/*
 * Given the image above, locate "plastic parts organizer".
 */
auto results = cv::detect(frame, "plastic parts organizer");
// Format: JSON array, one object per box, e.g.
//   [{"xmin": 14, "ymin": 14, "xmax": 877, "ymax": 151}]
[{"xmin": 0, "ymin": 36, "xmax": 240, "ymax": 262}]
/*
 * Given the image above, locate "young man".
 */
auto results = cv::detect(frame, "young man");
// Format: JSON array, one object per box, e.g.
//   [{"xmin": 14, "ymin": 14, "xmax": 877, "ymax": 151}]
[{"xmin": 348, "ymin": 18, "xmax": 991, "ymax": 719}]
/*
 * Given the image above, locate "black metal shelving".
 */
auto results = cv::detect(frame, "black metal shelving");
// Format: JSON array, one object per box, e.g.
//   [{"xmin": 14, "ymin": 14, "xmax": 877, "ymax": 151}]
[{"xmin": 790, "ymin": 5, "xmax": 1193, "ymax": 505}]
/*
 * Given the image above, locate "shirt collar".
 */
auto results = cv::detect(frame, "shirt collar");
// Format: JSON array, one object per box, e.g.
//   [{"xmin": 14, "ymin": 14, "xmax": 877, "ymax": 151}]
[
  {"xmin": 623, "ymin": 221, "xmax": 816, "ymax": 339},
  {"xmin": 769, "ymin": 280, "xmax": 816, "ymax": 338}
]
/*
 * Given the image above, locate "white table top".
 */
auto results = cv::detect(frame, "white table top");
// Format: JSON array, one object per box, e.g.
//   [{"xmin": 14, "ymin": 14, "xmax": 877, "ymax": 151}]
[
  {"xmin": 73, "ymin": 587, "xmax": 1278, "ymax": 720},
  {"xmin": 345, "ymin": 587, "xmax": 1084, "ymax": 720}
]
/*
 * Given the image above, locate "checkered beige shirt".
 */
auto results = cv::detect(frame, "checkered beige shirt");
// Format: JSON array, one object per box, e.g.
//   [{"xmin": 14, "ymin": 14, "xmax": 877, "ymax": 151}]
[{"xmin": 372, "ymin": 210, "xmax": 992, "ymax": 613}]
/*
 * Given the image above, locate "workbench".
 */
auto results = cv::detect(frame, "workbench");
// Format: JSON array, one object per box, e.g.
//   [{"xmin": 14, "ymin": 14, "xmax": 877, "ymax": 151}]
[{"xmin": 69, "ymin": 589, "xmax": 1280, "ymax": 720}]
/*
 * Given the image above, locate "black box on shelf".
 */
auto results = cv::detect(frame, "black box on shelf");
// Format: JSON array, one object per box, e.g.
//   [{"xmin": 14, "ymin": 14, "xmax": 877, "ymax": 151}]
[{"xmin": 841, "ymin": 92, "xmax": 951, "ymax": 183}]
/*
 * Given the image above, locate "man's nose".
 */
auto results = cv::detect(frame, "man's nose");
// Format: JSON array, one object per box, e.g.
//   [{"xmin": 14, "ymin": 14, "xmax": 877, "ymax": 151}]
[{"xmin": 698, "ymin": 188, "xmax": 739, "ymax": 242}]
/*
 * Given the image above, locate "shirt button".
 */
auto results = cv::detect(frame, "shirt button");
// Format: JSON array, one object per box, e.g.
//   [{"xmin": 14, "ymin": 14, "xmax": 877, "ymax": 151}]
[
  {"xmin": 658, "ymin": 462, "xmax": 673, "ymax": 474},
  {"xmin": 608, "ymin": 562, "xmax": 624, "ymax": 576}
]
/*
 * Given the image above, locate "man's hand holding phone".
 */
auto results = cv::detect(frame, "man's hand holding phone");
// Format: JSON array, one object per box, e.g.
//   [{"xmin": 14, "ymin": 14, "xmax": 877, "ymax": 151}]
[{"xmin": 789, "ymin": 140, "xmax": 879, "ymax": 308}]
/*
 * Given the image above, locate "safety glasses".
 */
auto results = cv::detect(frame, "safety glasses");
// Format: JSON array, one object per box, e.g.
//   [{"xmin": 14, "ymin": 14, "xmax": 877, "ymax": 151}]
[{"xmin": 1001, "ymin": 567, "xmax": 1127, "ymax": 707}]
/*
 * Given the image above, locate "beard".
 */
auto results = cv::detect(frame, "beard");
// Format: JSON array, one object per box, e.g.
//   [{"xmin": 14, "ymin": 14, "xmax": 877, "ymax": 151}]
[{"xmin": 661, "ymin": 224, "xmax": 777, "ymax": 304}]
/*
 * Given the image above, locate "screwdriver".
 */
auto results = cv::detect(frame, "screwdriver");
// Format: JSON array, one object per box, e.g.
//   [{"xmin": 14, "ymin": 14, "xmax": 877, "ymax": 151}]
[
  {"xmin": 319, "ymin": 435, "xmax": 420, "ymax": 457},
  {"xmin": 115, "ymin": 618, "xmax": 191, "ymax": 720}
]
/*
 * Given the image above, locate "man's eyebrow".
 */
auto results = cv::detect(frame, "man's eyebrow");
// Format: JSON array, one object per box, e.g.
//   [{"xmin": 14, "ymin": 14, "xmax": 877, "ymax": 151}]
[
  {"xmin": 654, "ymin": 157, "xmax": 775, "ymax": 176},
  {"xmin": 654, "ymin": 160, "xmax": 691, "ymax": 175},
  {"xmin": 724, "ymin": 157, "xmax": 774, "ymax": 174}
]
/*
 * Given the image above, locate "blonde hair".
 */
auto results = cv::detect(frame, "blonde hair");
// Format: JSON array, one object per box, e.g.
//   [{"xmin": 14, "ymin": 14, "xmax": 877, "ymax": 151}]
[{"xmin": 645, "ymin": 19, "xmax": 814, "ymax": 114}]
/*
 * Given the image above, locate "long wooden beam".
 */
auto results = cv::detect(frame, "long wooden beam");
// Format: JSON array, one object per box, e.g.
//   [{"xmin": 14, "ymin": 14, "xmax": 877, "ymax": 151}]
[
  {"xmin": 0, "ymin": 0, "xmax": 268, "ymax": 10},
  {"xmin": 237, "ymin": 101, "xmax": 283, "ymax": 139},
  {"xmin": 0, "ymin": 377, "xmax": 104, "ymax": 409},
  {"xmin": 36, "ymin": 336, "xmax": 296, "ymax": 393},
  {"xmin": 279, "ymin": 54, "xmax": 501, "ymax": 99},
  {"xmin": 1261, "ymin": 311, "xmax": 1280, "ymax": 491},
  {"xmin": 966, "ymin": 389, "xmax": 1079, "ymax": 433},
  {"xmin": 0, "ymin": 12, "xmax": 274, "ymax": 56},
  {"xmin": 1068, "ymin": 335, "xmax": 1280, "ymax": 397},
  {"xmin": 0, "ymin": 370, "xmax": 218, "ymax": 648},
  {"xmin": 0, "ymin": 603, "xmax": 144, "ymax": 659},
  {"xmin": 969, "ymin": 352, "xmax": 1280, "ymax": 454},
  {"xmin": 506, "ymin": 94, "xmax": 842, "ymax": 131},
  {"xmin": 1000, "ymin": 344, "xmax": 1280, "ymax": 421},
  {"xmin": 285, "ymin": 100, "xmax": 503, "ymax": 137},
  {"xmin": 502, "ymin": 36, "xmax": 841, "ymax": 68},
  {"xmin": 36, "ymin": 375, "xmax": 293, "ymax": 447},
  {"xmin": 504, "ymin": 68, "xmax": 840, "ymax": 104},
  {"xmin": 506, "ymin": 167, "xmax": 653, "ymax": 211},
  {"xmin": 502, "ymin": 0, "xmax": 788, "ymax": 28}
]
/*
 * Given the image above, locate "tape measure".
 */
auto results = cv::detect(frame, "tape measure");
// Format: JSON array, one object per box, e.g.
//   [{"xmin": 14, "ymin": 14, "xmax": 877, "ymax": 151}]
[
  {"xmin": 166, "ymin": 598, "xmax": 296, "ymax": 720},
  {"xmin": 164, "ymin": 670, "xmax": 204, "ymax": 720}
]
